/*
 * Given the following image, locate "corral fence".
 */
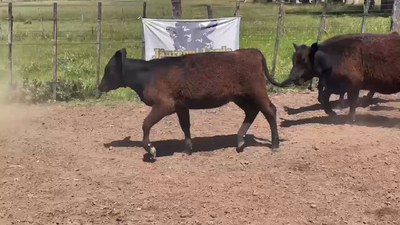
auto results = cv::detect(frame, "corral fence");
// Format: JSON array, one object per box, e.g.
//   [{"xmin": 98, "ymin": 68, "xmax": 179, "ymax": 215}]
[{"xmin": 2, "ymin": 0, "xmax": 399, "ymax": 102}]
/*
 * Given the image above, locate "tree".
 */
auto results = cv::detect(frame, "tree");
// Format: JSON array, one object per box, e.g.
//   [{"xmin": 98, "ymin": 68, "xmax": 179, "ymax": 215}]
[
  {"xmin": 364, "ymin": 0, "xmax": 375, "ymax": 10},
  {"xmin": 171, "ymin": 0, "xmax": 182, "ymax": 19}
]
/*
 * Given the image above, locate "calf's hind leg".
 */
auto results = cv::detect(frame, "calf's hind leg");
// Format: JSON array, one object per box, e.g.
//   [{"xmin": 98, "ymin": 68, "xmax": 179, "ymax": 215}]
[
  {"xmin": 234, "ymin": 99, "xmax": 259, "ymax": 152},
  {"xmin": 176, "ymin": 108, "xmax": 193, "ymax": 155},
  {"xmin": 338, "ymin": 93, "xmax": 345, "ymax": 109},
  {"xmin": 142, "ymin": 104, "xmax": 174, "ymax": 158},
  {"xmin": 360, "ymin": 91, "xmax": 375, "ymax": 108},
  {"xmin": 258, "ymin": 96, "xmax": 280, "ymax": 151}
]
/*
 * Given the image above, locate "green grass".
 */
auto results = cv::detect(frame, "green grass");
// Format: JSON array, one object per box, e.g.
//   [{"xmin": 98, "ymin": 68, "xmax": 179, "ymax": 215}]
[{"xmin": 0, "ymin": 0, "xmax": 393, "ymax": 105}]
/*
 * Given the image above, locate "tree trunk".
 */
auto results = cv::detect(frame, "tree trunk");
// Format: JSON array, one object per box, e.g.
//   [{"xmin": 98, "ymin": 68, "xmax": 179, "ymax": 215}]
[
  {"xmin": 365, "ymin": 0, "xmax": 375, "ymax": 10},
  {"xmin": 171, "ymin": 0, "xmax": 182, "ymax": 19}
]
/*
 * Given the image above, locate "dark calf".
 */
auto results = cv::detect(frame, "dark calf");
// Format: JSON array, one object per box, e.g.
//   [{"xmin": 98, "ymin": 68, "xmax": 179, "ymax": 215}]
[
  {"xmin": 316, "ymin": 76, "xmax": 375, "ymax": 109},
  {"xmin": 98, "ymin": 48, "xmax": 285, "ymax": 158},
  {"xmin": 275, "ymin": 32, "xmax": 400, "ymax": 122}
]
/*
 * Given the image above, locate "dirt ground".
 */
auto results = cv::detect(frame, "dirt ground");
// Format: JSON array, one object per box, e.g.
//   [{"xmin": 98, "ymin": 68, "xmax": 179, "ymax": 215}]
[{"xmin": 0, "ymin": 91, "xmax": 400, "ymax": 225}]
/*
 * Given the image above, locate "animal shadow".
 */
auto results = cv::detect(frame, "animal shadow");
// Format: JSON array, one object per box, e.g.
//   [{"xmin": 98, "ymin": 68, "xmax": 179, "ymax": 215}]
[
  {"xmin": 281, "ymin": 114, "xmax": 400, "ymax": 129},
  {"xmin": 104, "ymin": 134, "xmax": 274, "ymax": 161},
  {"xmin": 284, "ymin": 96, "xmax": 392, "ymax": 115},
  {"xmin": 369, "ymin": 105, "xmax": 399, "ymax": 112}
]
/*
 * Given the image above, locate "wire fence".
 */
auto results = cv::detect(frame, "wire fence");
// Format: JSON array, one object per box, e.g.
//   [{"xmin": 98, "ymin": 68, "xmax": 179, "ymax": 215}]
[{"xmin": 1, "ymin": 0, "xmax": 398, "ymax": 102}]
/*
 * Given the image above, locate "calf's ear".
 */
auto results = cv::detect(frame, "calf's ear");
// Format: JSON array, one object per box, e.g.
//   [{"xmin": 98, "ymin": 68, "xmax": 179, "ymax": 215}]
[
  {"xmin": 309, "ymin": 42, "xmax": 319, "ymax": 65},
  {"xmin": 293, "ymin": 43, "xmax": 299, "ymax": 51},
  {"xmin": 113, "ymin": 48, "xmax": 127, "ymax": 73},
  {"xmin": 120, "ymin": 48, "xmax": 127, "ymax": 59},
  {"xmin": 115, "ymin": 48, "xmax": 127, "ymax": 60},
  {"xmin": 114, "ymin": 48, "xmax": 127, "ymax": 70},
  {"xmin": 310, "ymin": 42, "xmax": 318, "ymax": 55}
]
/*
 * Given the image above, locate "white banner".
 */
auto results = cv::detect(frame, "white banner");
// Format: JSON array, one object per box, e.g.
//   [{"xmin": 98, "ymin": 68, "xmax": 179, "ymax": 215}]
[{"xmin": 142, "ymin": 17, "xmax": 241, "ymax": 60}]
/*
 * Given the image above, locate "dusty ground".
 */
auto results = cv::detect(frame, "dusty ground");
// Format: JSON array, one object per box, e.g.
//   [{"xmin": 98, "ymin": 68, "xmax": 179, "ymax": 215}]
[{"xmin": 0, "ymin": 91, "xmax": 400, "ymax": 225}]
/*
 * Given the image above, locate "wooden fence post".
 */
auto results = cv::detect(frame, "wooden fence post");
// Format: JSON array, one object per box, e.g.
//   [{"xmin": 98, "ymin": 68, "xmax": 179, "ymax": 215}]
[
  {"xmin": 309, "ymin": 2, "xmax": 327, "ymax": 91},
  {"xmin": 316, "ymin": 2, "xmax": 327, "ymax": 44},
  {"xmin": 234, "ymin": 1, "xmax": 241, "ymax": 17},
  {"xmin": 282, "ymin": 2, "xmax": 286, "ymax": 35},
  {"xmin": 171, "ymin": 0, "xmax": 182, "ymax": 19},
  {"xmin": 39, "ymin": 8, "xmax": 44, "ymax": 39},
  {"xmin": 96, "ymin": 2, "xmax": 102, "ymax": 97},
  {"xmin": 207, "ymin": 5, "xmax": 213, "ymax": 19},
  {"xmin": 53, "ymin": 3, "xmax": 58, "ymax": 101},
  {"xmin": 121, "ymin": 8, "xmax": 125, "ymax": 25},
  {"xmin": 361, "ymin": 0, "xmax": 370, "ymax": 33},
  {"xmin": 141, "ymin": 2, "xmax": 147, "ymax": 60},
  {"xmin": 391, "ymin": 0, "xmax": 400, "ymax": 32},
  {"xmin": 8, "ymin": 3, "xmax": 13, "ymax": 87},
  {"xmin": 271, "ymin": 1, "xmax": 284, "ymax": 78},
  {"xmin": 390, "ymin": 14, "xmax": 394, "ymax": 31},
  {"xmin": 81, "ymin": 9, "xmax": 84, "ymax": 24}
]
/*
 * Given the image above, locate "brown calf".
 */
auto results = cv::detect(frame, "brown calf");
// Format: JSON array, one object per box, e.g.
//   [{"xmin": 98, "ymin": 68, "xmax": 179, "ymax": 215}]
[{"xmin": 98, "ymin": 48, "xmax": 285, "ymax": 159}]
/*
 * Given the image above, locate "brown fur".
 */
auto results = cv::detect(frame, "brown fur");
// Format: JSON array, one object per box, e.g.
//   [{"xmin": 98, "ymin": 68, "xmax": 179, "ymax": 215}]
[
  {"xmin": 318, "ymin": 32, "xmax": 400, "ymax": 93},
  {"xmin": 144, "ymin": 50, "xmax": 274, "ymax": 108}
]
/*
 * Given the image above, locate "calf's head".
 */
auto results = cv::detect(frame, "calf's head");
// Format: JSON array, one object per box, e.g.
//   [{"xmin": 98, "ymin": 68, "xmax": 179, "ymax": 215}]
[
  {"xmin": 281, "ymin": 42, "xmax": 318, "ymax": 86},
  {"xmin": 98, "ymin": 48, "xmax": 127, "ymax": 93}
]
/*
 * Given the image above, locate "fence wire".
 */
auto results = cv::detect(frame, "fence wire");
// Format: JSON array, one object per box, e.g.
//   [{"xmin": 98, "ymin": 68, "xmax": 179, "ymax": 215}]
[{"xmin": 2, "ymin": 1, "xmax": 397, "ymax": 102}]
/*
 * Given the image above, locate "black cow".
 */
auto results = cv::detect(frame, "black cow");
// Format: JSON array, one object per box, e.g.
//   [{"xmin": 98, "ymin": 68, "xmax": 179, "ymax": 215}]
[
  {"xmin": 315, "ymin": 72, "xmax": 376, "ymax": 109},
  {"xmin": 98, "ymin": 48, "xmax": 285, "ymax": 159},
  {"xmin": 264, "ymin": 32, "xmax": 400, "ymax": 123}
]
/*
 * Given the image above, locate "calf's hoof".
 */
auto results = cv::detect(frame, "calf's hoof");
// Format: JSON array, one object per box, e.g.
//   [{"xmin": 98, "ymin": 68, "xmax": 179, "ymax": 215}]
[
  {"xmin": 325, "ymin": 111, "xmax": 337, "ymax": 117},
  {"xmin": 183, "ymin": 141, "xmax": 193, "ymax": 155},
  {"xmin": 346, "ymin": 118, "xmax": 356, "ymax": 124},
  {"xmin": 149, "ymin": 146, "xmax": 157, "ymax": 158},
  {"xmin": 144, "ymin": 144, "xmax": 157, "ymax": 159},
  {"xmin": 237, "ymin": 140, "xmax": 245, "ymax": 153},
  {"xmin": 271, "ymin": 147, "xmax": 280, "ymax": 153},
  {"xmin": 183, "ymin": 149, "xmax": 192, "ymax": 155}
]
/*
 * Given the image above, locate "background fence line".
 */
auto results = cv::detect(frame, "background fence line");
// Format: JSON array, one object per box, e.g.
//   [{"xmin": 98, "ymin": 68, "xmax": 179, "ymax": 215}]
[
  {"xmin": 52, "ymin": 2, "xmax": 57, "ymax": 101},
  {"xmin": 8, "ymin": 3, "xmax": 13, "ymax": 88},
  {"xmin": 2, "ymin": 0, "xmax": 399, "ymax": 102}
]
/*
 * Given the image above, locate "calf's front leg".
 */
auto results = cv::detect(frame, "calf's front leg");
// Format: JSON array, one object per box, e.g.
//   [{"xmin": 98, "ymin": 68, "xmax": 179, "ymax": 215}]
[
  {"xmin": 317, "ymin": 78, "xmax": 324, "ymax": 104},
  {"xmin": 142, "ymin": 104, "xmax": 174, "ymax": 158},
  {"xmin": 347, "ymin": 89, "xmax": 360, "ymax": 123},
  {"xmin": 322, "ymin": 87, "xmax": 337, "ymax": 116}
]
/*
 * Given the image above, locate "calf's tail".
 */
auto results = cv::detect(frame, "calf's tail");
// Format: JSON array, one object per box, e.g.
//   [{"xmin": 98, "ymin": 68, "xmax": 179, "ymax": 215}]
[{"xmin": 259, "ymin": 51, "xmax": 290, "ymax": 88}]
